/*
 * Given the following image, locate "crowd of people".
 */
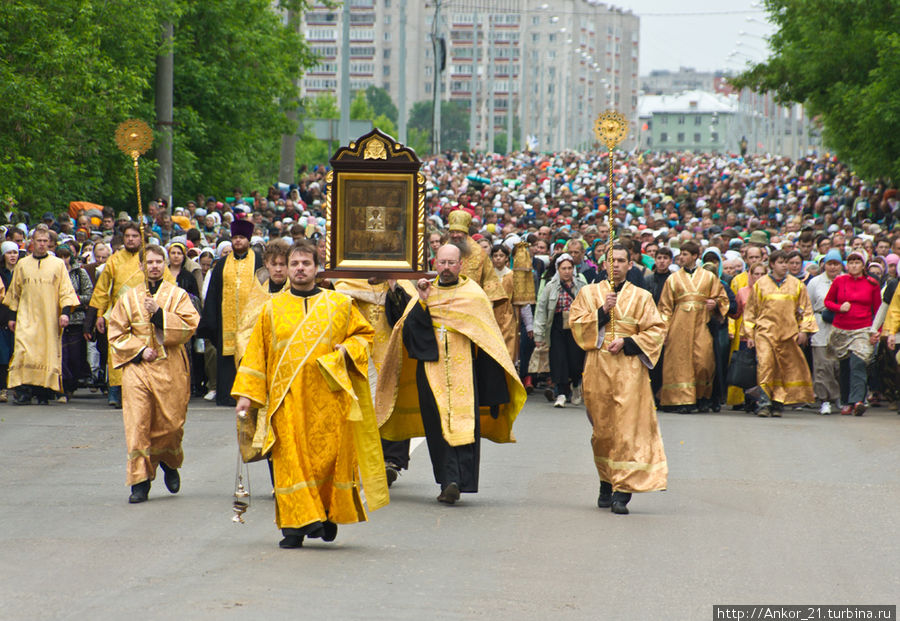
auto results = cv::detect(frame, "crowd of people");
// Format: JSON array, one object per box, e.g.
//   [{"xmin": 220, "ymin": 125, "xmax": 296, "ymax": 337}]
[{"xmin": 3, "ymin": 148, "xmax": 900, "ymax": 540}]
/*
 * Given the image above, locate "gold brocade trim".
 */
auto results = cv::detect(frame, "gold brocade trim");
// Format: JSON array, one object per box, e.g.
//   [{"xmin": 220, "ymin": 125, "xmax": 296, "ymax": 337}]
[
  {"xmin": 275, "ymin": 476, "xmax": 357, "ymax": 495},
  {"xmin": 595, "ymin": 455, "xmax": 668, "ymax": 472},
  {"xmin": 221, "ymin": 250, "xmax": 257, "ymax": 356},
  {"xmin": 661, "ymin": 380, "xmax": 711, "ymax": 389},
  {"xmin": 324, "ymin": 170, "xmax": 333, "ymax": 267},
  {"xmin": 763, "ymin": 293, "xmax": 799, "ymax": 302},
  {"xmin": 417, "ymin": 172, "xmax": 426, "ymax": 267},
  {"xmin": 240, "ymin": 367, "xmax": 266, "ymax": 380},
  {"xmin": 760, "ymin": 380, "xmax": 812, "ymax": 388}
]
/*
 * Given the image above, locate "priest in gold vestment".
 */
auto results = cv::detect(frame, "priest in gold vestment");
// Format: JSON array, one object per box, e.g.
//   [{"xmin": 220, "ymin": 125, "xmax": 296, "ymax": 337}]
[
  {"xmin": 333, "ymin": 277, "xmax": 416, "ymax": 485},
  {"xmin": 377, "ymin": 244, "xmax": 526, "ymax": 505},
  {"xmin": 658, "ymin": 241, "xmax": 729, "ymax": 413},
  {"xmin": 88, "ymin": 222, "xmax": 173, "ymax": 408},
  {"xmin": 742, "ymin": 250, "xmax": 817, "ymax": 417},
  {"xmin": 107, "ymin": 246, "xmax": 200, "ymax": 503},
  {"xmin": 197, "ymin": 219, "xmax": 263, "ymax": 406},
  {"xmin": 232, "ymin": 241, "xmax": 387, "ymax": 549},
  {"xmin": 570, "ymin": 244, "xmax": 668, "ymax": 515},
  {"xmin": 3, "ymin": 225, "xmax": 79, "ymax": 404},
  {"xmin": 447, "ymin": 209, "xmax": 508, "ymax": 304}
]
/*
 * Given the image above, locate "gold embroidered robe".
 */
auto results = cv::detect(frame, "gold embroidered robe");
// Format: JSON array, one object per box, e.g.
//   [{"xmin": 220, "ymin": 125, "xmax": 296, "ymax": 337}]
[
  {"xmin": 570, "ymin": 281, "xmax": 668, "ymax": 494},
  {"xmin": 742, "ymin": 274, "xmax": 817, "ymax": 404},
  {"xmin": 376, "ymin": 275, "xmax": 526, "ymax": 447},
  {"xmin": 3, "ymin": 254, "xmax": 79, "ymax": 391},
  {"xmin": 234, "ymin": 275, "xmax": 287, "ymax": 363},
  {"xmin": 108, "ymin": 281, "xmax": 199, "ymax": 485},
  {"xmin": 332, "ymin": 279, "xmax": 417, "ymax": 373},
  {"xmin": 231, "ymin": 289, "xmax": 387, "ymax": 530},
  {"xmin": 658, "ymin": 267, "xmax": 730, "ymax": 405},
  {"xmin": 494, "ymin": 269, "xmax": 519, "ymax": 362},
  {"xmin": 88, "ymin": 249, "xmax": 174, "ymax": 386}
]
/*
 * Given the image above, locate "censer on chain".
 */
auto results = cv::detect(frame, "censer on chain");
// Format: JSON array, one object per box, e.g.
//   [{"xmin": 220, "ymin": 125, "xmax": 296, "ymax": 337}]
[
  {"xmin": 593, "ymin": 110, "xmax": 629, "ymax": 341},
  {"xmin": 232, "ymin": 409, "xmax": 252, "ymax": 523}
]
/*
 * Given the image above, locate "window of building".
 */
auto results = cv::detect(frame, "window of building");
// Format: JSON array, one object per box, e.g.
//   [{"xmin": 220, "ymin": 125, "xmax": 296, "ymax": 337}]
[
  {"xmin": 384, "ymin": 31, "xmax": 391, "ymax": 41},
  {"xmin": 711, "ymin": 132, "xmax": 719, "ymax": 142},
  {"xmin": 693, "ymin": 133, "xmax": 701, "ymax": 143},
  {"xmin": 350, "ymin": 46, "xmax": 375, "ymax": 56},
  {"xmin": 660, "ymin": 132, "xmax": 667, "ymax": 143},
  {"xmin": 659, "ymin": 115, "xmax": 667, "ymax": 125},
  {"xmin": 694, "ymin": 116, "xmax": 702, "ymax": 126},
  {"xmin": 384, "ymin": 15, "xmax": 391, "ymax": 25},
  {"xmin": 384, "ymin": 48, "xmax": 391, "ymax": 59},
  {"xmin": 677, "ymin": 132, "xmax": 685, "ymax": 142},
  {"xmin": 350, "ymin": 28, "xmax": 374, "ymax": 41},
  {"xmin": 678, "ymin": 115, "xmax": 685, "ymax": 125},
  {"xmin": 383, "ymin": 65, "xmax": 390, "ymax": 76}
]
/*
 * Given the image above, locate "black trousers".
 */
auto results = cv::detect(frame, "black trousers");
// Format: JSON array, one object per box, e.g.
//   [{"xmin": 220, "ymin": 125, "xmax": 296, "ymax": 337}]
[
  {"xmin": 549, "ymin": 313, "xmax": 584, "ymax": 397},
  {"xmin": 215, "ymin": 353, "xmax": 237, "ymax": 406},
  {"xmin": 416, "ymin": 361, "xmax": 480, "ymax": 492},
  {"xmin": 382, "ymin": 439, "xmax": 411, "ymax": 470}
]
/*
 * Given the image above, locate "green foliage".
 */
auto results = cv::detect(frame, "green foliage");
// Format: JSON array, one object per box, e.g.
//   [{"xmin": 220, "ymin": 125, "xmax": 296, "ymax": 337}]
[
  {"xmin": 305, "ymin": 93, "xmax": 339, "ymax": 119},
  {"xmin": 364, "ymin": 86, "xmax": 398, "ymax": 124},
  {"xmin": 408, "ymin": 100, "xmax": 471, "ymax": 153},
  {"xmin": 350, "ymin": 90, "xmax": 374, "ymax": 121},
  {"xmin": 733, "ymin": 0, "xmax": 900, "ymax": 180},
  {"xmin": 406, "ymin": 128, "xmax": 431, "ymax": 158},
  {"xmin": 0, "ymin": 0, "xmax": 317, "ymax": 217},
  {"xmin": 373, "ymin": 115, "xmax": 397, "ymax": 140}
]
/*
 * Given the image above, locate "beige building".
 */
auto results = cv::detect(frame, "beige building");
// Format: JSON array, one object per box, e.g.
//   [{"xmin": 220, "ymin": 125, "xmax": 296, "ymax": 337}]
[{"xmin": 300, "ymin": 0, "xmax": 639, "ymax": 152}]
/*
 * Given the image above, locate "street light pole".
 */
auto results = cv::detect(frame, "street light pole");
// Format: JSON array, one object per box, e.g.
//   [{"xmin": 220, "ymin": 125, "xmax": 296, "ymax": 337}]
[{"xmin": 431, "ymin": 0, "xmax": 442, "ymax": 155}]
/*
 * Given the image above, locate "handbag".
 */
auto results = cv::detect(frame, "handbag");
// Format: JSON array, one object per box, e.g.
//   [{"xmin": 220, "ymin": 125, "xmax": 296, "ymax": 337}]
[
  {"xmin": 236, "ymin": 407, "xmax": 269, "ymax": 463},
  {"xmin": 726, "ymin": 348, "xmax": 758, "ymax": 389}
]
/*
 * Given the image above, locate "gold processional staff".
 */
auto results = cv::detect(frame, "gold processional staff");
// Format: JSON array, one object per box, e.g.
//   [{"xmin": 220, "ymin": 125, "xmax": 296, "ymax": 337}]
[{"xmin": 593, "ymin": 110, "xmax": 629, "ymax": 340}]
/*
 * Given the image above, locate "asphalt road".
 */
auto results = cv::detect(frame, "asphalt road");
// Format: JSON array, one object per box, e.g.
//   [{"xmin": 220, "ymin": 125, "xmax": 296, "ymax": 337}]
[{"xmin": 1, "ymin": 393, "xmax": 898, "ymax": 620}]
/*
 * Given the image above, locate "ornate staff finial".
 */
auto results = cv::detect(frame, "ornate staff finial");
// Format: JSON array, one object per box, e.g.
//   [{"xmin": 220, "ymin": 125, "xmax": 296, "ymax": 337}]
[
  {"xmin": 115, "ymin": 119, "xmax": 153, "ymax": 275},
  {"xmin": 593, "ymin": 110, "xmax": 629, "ymax": 341}
]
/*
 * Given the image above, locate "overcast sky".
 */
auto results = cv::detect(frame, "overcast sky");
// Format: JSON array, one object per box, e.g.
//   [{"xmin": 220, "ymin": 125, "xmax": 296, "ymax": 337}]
[{"xmin": 617, "ymin": 0, "xmax": 776, "ymax": 75}]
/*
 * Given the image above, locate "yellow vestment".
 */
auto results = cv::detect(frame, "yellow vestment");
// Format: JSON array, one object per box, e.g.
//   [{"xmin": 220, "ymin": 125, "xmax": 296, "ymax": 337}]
[
  {"xmin": 108, "ymin": 281, "xmax": 200, "ymax": 485},
  {"xmin": 3, "ymin": 254, "xmax": 79, "ymax": 391},
  {"xmin": 376, "ymin": 275, "xmax": 525, "ymax": 447},
  {"xmin": 742, "ymin": 274, "xmax": 817, "ymax": 404},
  {"xmin": 332, "ymin": 279, "xmax": 416, "ymax": 373},
  {"xmin": 219, "ymin": 248, "xmax": 258, "ymax": 357},
  {"xmin": 658, "ymin": 267, "xmax": 729, "ymax": 405},
  {"xmin": 88, "ymin": 249, "xmax": 173, "ymax": 386},
  {"xmin": 570, "ymin": 281, "xmax": 668, "ymax": 493},
  {"xmin": 231, "ymin": 289, "xmax": 387, "ymax": 530}
]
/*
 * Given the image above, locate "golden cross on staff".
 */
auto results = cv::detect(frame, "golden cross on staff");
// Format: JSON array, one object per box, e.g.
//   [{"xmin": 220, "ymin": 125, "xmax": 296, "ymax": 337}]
[
  {"xmin": 114, "ymin": 119, "xmax": 153, "ymax": 280},
  {"xmin": 593, "ymin": 110, "xmax": 629, "ymax": 341}
]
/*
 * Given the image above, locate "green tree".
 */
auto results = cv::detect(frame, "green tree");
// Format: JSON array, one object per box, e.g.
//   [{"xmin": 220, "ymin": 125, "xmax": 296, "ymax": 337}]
[
  {"xmin": 305, "ymin": 93, "xmax": 339, "ymax": 119},
  {"xmin": 350, "ymin": 90, "xmax": 375, "ymax": 121},
  {"xmin": 0, "ymin": 1, "xmax": 161, "ymax": 215},
  {"xmin": 373, "ymin": 114, "xmax": 397, "ymax": 139},
  {"xmin": 733, "ymin": 0, "xmax": 900, "ymax": 180},
  {"xmin": 0, "ymin": 1, "xmax": 318, "ymax": 216},
  {"xmin": 364, "ymin": 86, "xmax": 398, "ymax": 124},
  {"xmin": 408, "ymin": 100, "xmax": 471, "ymax": 153}
]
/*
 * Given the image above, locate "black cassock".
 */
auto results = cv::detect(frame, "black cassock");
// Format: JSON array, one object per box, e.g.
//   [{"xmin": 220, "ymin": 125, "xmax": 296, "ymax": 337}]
[
  {"xmin": 197, "ymin": 251, "xmax": 262, "ymax": 406},
  {"xmin": 400, "ymin": 294, "xmax": 510, "ymax": 493}
]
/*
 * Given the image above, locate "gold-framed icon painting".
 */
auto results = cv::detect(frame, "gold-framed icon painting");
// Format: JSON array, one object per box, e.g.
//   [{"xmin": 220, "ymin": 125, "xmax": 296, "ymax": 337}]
[{"xmin": 323, "ymin": 128, "xmax": 429, "ymax": 278}]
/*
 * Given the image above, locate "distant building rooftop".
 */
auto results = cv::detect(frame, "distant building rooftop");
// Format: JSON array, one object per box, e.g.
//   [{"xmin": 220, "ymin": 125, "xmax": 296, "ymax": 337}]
[{"xmin": 639, "ymin": 90, "xmax": 737, "ymax": 116}]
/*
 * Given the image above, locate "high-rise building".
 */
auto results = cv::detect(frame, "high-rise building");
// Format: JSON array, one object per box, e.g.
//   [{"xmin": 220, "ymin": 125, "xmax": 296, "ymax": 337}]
[{"xmin": 299, "ymin": 0, "xmax": 639, "ymax": 152}]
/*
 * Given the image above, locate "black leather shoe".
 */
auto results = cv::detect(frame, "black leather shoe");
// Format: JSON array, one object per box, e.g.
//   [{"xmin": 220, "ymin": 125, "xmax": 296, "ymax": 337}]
[
  {"xmin": 611, "ymin": 501, "xmax": 630, "ymax": 515},
  {"xmin": 385, "ymin": 464, "xmax": 399, "ymax": 488},
  {"xmin": 597, "ymin": 481, "xmax": 613, "ymax": 508},
  {"xmin": 278, "ymin": 535, "xmax": 304, "ymax": 549},
  {"xmin": 160, "ymin": 463, "xmax": 180, "ymax": 494},
  {"xmin": 129, "ymin": 480, "xmax": 150, "ymax": 504},
  {"xmin": 322, "ymin": 521, "xmax": 338, "ymax": 542},
  {"xmin": 437, "ymin": 482, "xmax": 460, "ymax": 504},
  {"xmin": 12, "ymin": 396, "xmax": 31, "ymax": 406}
]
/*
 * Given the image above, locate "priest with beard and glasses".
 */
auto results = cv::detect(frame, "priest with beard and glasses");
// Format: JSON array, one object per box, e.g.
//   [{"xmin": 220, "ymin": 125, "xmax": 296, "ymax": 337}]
[
  {"xmin": 377, "ymin": 244, "xmax": 526, "ymax": 505},
  {"xmin": 232, "ymin": 241, "xmax": 387, "ymax": 549}
]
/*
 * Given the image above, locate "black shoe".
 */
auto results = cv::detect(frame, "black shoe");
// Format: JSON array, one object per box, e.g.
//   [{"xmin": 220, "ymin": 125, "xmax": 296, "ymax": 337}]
[
  {"xmin": 278, "ymin": 535, "xmax": 304, "ymax": 549},
  {"xmin": 322, "ymin": 521, "xmax": 338, "ymax": 542},
  {"xmin": 385, "ymin": 464, "xmax": 399, "ymax": 488},
  {"xmin": 12, "ymin": 395, "xmax": 31, "ymax": 406},
  {"xmin": 437, "ymin": 482, "xmax": 460, "ymax": 504},
  {"xmin": 597, "ymin": 481, "xmax": 613, "ymax": 508},
  {"xmin": 128, "ymin": 480, "xmax": 150, "ymax": 504},
  {"xmin": 611, "ymin": 501, "xmax": 630, "ymax": 515},
  {"xmin": 675, "ymin": 405, "xmax": 694, "ymax": 414},
  {"xmin": 544, "ymin": 388, "xmax": 555, "ymax": 403},
  {"xmin": 36, "ymin": 398, "xmax": 49, "ymax": 405},
  {"xmin": 160, "ymin": 463, "xmax": 180, "ymax": 494}
]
